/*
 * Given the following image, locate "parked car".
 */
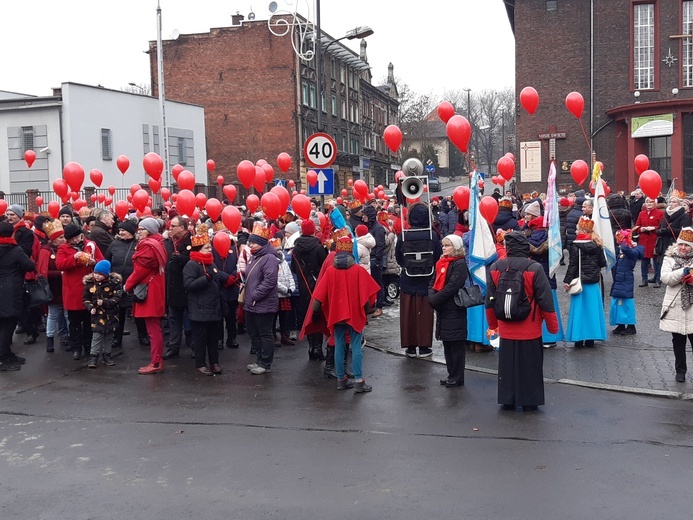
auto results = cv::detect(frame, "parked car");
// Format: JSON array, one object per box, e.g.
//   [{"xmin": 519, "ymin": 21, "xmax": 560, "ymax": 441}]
[{"xmin": 428, "ymin": 177, "xmax": 441, "ymax": 192}]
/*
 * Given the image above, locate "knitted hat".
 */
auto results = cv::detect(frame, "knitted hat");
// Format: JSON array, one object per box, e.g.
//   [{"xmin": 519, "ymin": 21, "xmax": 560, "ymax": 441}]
[
  {"xmin": 523, "ymin": 200, "xmax": 541, "ymax": 217},
  {"xmin": 248, "ymin": 221, "xmax": 270, "ymax": 246},
  {"xmin": 528, "ymin": 216, "xmax": 546, "ymax": 229},
  {"xmin": 190, "ymin": 223, "xmax": 210, "ymax": 250},
  {"xmin": 355, "ymin": 224, "xmax": 368, "ymax": 237},
  {"xmin": 677, "ymin": 227, "xmax": 693, "ymax": 247},
  {"xmin": 59, "ymin": 206, "xmax": 73, "ymax": 218},
  {"xmin": 0, "ymin": 222, "xmax": 13, "ymax": 237},
  {"xmin": 559, "ymin": 197, "xmax": 572, "ymax": 207},
  {"xmin": 577, "ymin": 215, "xmax": 594, "ymax": 232},
  {"xmin": 94, "ymin": 260, "xmax": 111, "ymax": 276},
  {"xmin": 118, "ymin": 219, "xmax": 137, "ymax": 236},
  {"xmin": 138, "ymin": 217, "xmax": 160, "ymax": 235},
  {"xmin": 301, "ymin": 219, "xmax": 316, "ymax": 236},
  {"xmin": 44, "ymin": 220, "xmax": 64, "ymax": 241},
  {"xmin": 499, "ymin": 197, "xmax": 513, "ymax": 209},
  {"xmin": 285, "ymin": 222, "xmax": 300, "ymax": 235},
  {"xmin": 63, "ymin": 223, "xmax": 82, "ymax": 240},
  {"xmin": 8, "ymin": 204, "xmax": 24, "ymax": 218},
  {"xmin": 444, "ymin": 234, "xmax": 464, "ymax": 252}
]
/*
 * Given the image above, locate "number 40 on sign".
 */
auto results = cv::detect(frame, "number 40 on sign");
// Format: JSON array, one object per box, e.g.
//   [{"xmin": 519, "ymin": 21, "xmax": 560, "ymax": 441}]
[{"xmin": 304, "ymin": 132, "xmax": 338, "ymax": 168}]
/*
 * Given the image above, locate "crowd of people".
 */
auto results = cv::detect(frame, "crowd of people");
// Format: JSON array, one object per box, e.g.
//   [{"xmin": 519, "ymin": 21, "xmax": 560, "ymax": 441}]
[{"xmin": 0, "ymin": 181, "xmax": 692, "ymax": 405}]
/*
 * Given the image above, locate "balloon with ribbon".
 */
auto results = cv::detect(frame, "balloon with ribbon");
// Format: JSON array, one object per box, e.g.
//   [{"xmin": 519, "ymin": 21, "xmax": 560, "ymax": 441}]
[
  {"xmin": 589, "ymin": 178, "xmax": 611, "ymax": 196},
  {"xmin": 565, "ymin": 91, "xmax": 584, "ymax": 119},
  {"xmin": 223, "ymin": 184, "xmax": 237, "ymax": 202},
  {"xmin": 53, "ymin": 178, "xmax": 69, "ymax": 199},
  {"xmin": 570, "ymin": 160, "xmax": 589, "ymax": 185},
  {"xmin": 479, "ymin": 196, "xmax": 499, "ymax": 224},
  {"xmin": 639, "ymin": 169, "xmax": 662, "ymax": 199},
  {"xmin": 47, "ymin": 201, "xmax": 60, "ymax": 219},
  {"xmin": 237, "ymin": 160, "xmax": 255, "ymax": 189},
  {"xmin": 108, "ymin": 185, "xmax": 116, "ymax": 196},
  {"xmin": 160, "ymin": 187, "xmax": 171, "ymax": 202},
  {"xmin": 62, "ymin": 162, "xmax": 85, "ymax": 192},
  {"xmin": 291, "ymin": 193, "xmax": 311, "ymax": 219},
  {"xmin": 446, "ymin": 115, "xmax": 472, "ymax": 153},
  {"xmin": 277, "ymin": 152, "xmax": 292, "ymax": 173},
  {"xmin": 176, "ymin": 189, "xmax": 196, "ymax": 217},
  {"xmin": 261, "ymin": 192, "xmax": 281, "ymax": 220},
  {"xmin": 90, "ymin": 194, "xmax": 98, "ymax": 203},
  {"xmin": 341, "ymin": 188, "xmax": 348, "ymax": 197},
  {"xmin": 253, "ymin": 166, "xmax": 266, "ymax": 193},
  {"xmin": 213, "ymin": 232, "xmax": 230, "ymax": 259},
  {"xmin": 206, "ymin": 159, "xmax": 216, "ymax": 173},
  {"xmin": 497, "ymin": 156, "xmax": 515, "ymax": 181},
  {"xmin": 353, "ymin": 179, "xmax": 368, "ymax": 196},
  {"xmin": 35, "ymin": 196, "xmax": 44, "ymax": 207},
  {"xmin": 307, "ymin": 170, "xmax": 318, "ymax": 187},
  {"xmin": 437, "ymin": 101, "xmax": 455, "ymax": 123},
  {"xmin": 132, "ymin": 189, "xmax": 149, "ymax": 212},
  {"xmin": 205, "ymin": 198, "xmax": 222, "ymax": 222},
  {"xmin": 116, "ymin": 155, "xmax": 130, "ymax": 175},
  {"xmin": 383, "ymin": 125, "xmax": 403, "ymax": 153},
  {"xmin": 270, "ymin": 185, "xmax": 290, "ymax": 215},
  {"xmin": 452, "ymin": 186, "xmax": 471, "ymax": 211},
  {"xmin": 347, "ymin": 178, "xmax": 354, "ymax": 187},
  {"xmin": 148, "ymin": 178, "xmax": 161, "ymax": 194},
  {"xmin": 246, "ymin": 194, "xmax": 260, "ymax": 213},
  {"xmin": 73, "ymin": 199, "xmax": 88, "ymax": 211},
  {"xmin": 221, "ymin": 205, "xmax": 242, "ymax": 233},
  {"xmin": 519, "ymin": 86, "xmax": 539, "ymax": 115},
  {"xmin": 24, "ymin": 150, "xmax": 36, "ymax": 168},
  {"xmin": 143, "ymin": 152, "xmax": 164, "ymax": 180},
  {"xmin": 634, "ymin": 154, "xmax": 650, "ymax": 175},
  {"xmin": 195, "ymin": 192, "xmax": 207, "ymax": 209}
]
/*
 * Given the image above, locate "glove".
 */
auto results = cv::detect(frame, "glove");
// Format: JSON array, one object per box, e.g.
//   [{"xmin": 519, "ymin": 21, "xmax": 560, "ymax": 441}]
[
  {"xmin": 683, "ymin": 274, "xmax": 693, "ymax": 285},
  {"xmin": 312, "ymin": 310, "xmax": 321, "ymax": 323}
]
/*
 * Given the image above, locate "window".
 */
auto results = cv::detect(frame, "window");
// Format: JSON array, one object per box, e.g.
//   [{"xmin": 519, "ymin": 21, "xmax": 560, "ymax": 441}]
[
  {"xmin": 178, "ymin": 137, "xmax": 188, "ymax": 166},
  {"xmin": 101, "ymin": 128, "xmax": 112, "ymax": 160},
  {"xmin": 340, "ymin": 65, "xmax": 346, "ymax": 84},
  {"xmin": 331, "ymin": 59, "xmax": 336, "ymax": 79},
  {"xmin": 341, "ymin": 99, "xmax": 347, "ymax": 119},
  {"xmin": 331, "ymin": 94, "xmax": 338, "ymax": 116},
  {"xmin": 20, "ymin": 126, "xmax": 34, "ymax": 154},
  {"xmin": 302, "ymin": 81, "xmax": 310, "ymax": 106},
  {"xmin": 634, "ymin": 3, "xmax": 655, "ymax": 90},
  {"xmin": 351, "ymin": 136, "xmax": 360, "ymax": 155},
  {"xmin": 309, "ymin": 84, "xmax": 317, "ymax": 108},
  {"xmin": 546, "ymin": 0, "xmax": 557, "ymax": 11},
  {"xmin": 321, "ymin": 91, "xmax": 326, "ymax": 113},
  {"xmin": 684, "ymin": 2, "xmax": 693, "ymax": 87}
]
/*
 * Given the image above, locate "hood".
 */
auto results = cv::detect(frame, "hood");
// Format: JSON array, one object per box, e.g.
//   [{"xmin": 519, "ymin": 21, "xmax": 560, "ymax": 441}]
[
  {"xmin": 408, "ymin": 202, "xmax": 431, "ymax": 229},
  {"xmin": 357, "ymin": 234, "xmax": 376, "ymax": 249},
  {"xmin": 504, "ymin": 231, "xmax": 531, "ymax": 257},
  {"xmin": 362, "ymin": 205, "xmax": 377, "ymax": 228},
  {"xmin": 293, "ymin": 235, "xmax": 324, "ymax": 256},
  {"xmin": 607, "ymin": 194, "xmax": 626, "ymax": 209},
  {"xmin": 333, "ymin": 251, "xmax": 356, "ymax": 269}
]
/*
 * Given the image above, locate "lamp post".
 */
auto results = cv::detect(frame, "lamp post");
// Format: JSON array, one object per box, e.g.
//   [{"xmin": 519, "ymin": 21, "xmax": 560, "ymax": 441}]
[
  {"xmin": 156, "ymin": 0, "xmax": 170, "ymax": 189},
  {"xmin": 463, "ymin": 88, "xmax": 471, "ymax": 121}
]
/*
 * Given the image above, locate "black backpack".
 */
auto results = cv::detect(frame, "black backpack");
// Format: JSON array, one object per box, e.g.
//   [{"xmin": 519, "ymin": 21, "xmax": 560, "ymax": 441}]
[{"xmin": 491, "ymin": 259, "xmax": 534, "ymax": 322}]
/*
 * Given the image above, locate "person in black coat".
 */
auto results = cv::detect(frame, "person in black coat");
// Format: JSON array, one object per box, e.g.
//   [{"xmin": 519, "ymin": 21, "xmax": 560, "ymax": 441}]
[
  {"xmin": 628, "ymin": 188, "xmax": 646, "ymax": 223},
  {"xmin": 607, "ymin": 193, "xmax": 633, "ymax": 237},
  {"xmin": 653, "ymin": 197, "xmax": 691, "ymax": 288},
  {"xmin": 183, "ymin": 225, "xmax": 230, "ymax": 376},
  {"xmin": 428, "ymin": 234, "xmax": 469, "ymax": 387},
  {"xmin": 564, "ymin": 191, "xmax": 586, "ymax": 251},
  {"xmin": 493, "ymin": 198, "xmax": 520, "ymax": 232},
  {"xmin": 105, "ymin": 218, "xmax": 149, "ymax": 348},
  {"xmin": 0, "ymin": 222, "xmax": 36, "ymax": 371},
  {"xmin": 362, "ymin": 204, "xmax": 387, "ymax": 315},
  {"xmin": 163, "ymin": 216, "xmax": 192, "ymax": 359},
  {"xmin": 90, "ymin": 209, "xmax": 115, "ymax": 258},
  {"xmin": 212, "ymin": 227, "xmax": 240, "ymax": 349}
]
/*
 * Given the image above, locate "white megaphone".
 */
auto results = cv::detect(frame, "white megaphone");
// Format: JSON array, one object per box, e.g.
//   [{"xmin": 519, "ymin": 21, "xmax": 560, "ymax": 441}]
[{"xmin": 401, "ymin": 158, "xmax": 425, "ymax": 199}]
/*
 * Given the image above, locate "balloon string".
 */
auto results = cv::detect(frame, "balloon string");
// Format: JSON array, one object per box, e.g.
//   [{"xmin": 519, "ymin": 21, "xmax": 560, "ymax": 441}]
[{"xmin": 578, "ymin": 119, "xmax": 593, "ymax": 159}]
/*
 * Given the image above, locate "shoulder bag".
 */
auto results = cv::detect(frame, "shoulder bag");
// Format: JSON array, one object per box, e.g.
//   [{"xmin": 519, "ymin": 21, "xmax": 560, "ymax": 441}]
[
  {"xmin": 238, "ymin": 259, "xmax": 261, "ymax": 304},
  {"xmin": 132, "ymin": 274, "xmax": 155, "ymax": 303},
  {"xmin": 568, "ymin": 249, "xmax": 583, "ymax": 295},
  {"xmin": 454, "ymin": 264, "xmax": 485, "ymax": 308},
  {"xmin": 25, "ymin": 277, "xmax": 53, "ymax": 308}
]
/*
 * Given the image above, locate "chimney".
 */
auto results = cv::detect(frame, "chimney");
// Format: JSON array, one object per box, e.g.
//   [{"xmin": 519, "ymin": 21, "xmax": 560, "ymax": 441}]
[
  {"xmin": 231, "ymin": 12, "xmax": 244, "ymax": 26},
  {"xmin": 360, "ymin": 40, "xmax": 368, "ymax": 64}
]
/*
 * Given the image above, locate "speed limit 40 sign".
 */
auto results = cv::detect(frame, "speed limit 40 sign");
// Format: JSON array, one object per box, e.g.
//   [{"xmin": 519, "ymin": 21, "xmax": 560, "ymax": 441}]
[{"xmin": 303, "ymin": 132, "xmax": 338, "ymax": 168}]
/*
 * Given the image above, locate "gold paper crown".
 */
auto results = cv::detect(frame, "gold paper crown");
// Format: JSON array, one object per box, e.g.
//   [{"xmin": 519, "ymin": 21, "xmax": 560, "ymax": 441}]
[
  {"xmin": 331, "ymin": 227, "xmax": 352, "ymax": 243},
  {"xmin": 578, "ymin": 215, "xmax": 594, "ymax": 231},
  {"xmin": 335, "ymin": 235, "xmax": 353, "ymax": 252},
  {"xmin": 678, "ymin": 228, "xmax": 693, "ymax": 244},
  {"xmin": 78, "ymin": 207, "xmax": 91, "ymax": 218},
  {"xmin": 212, "ymin": 220, "xmax": 226, "ymax": 232},
  {"xmin": 251, "ymin": 221, "xmax": 271, "ymax": 240},
  {"xmin": 44, "ymin": 220, "xmax": 64, "ymax": 240},
  {"xmin": 269, "ymin": 237, "xmax": 282, "ymax": 248},
  {"xmin": 190, "ymin": 224, "xmax": 210, "ymax": 248},
  {"xmin": 348, "ymin": 200, "xmax": 363, "ymax": 211},
  {"xmin": 673, "ymin": 190, "xmax": 687, "ymax": 199},
  {"xmin": 499, "ymin": 197, "xmax": 513, "ymax": 209}
]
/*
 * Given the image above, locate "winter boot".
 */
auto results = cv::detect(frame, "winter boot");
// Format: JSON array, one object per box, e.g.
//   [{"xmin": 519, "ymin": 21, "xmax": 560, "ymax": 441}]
[
  {"xmin": 281, "ymin": 333, "xmax": 295, "ymax": 346},
  {"xmin": 311, "ymin": 334, "xmax": 325, "ymax": 361},
  {"xmin": 46, "ymin": 336, "xmax": 55, "ymax": 353},
  {"xmin": 612, "ymin": 325, "xmax": 626, "ymax": 334},
  {"xmin": 354, "ymin": 380, "xmax": 373, "ymax": 393},
  {"xmin": 87, "ymin": 355, "xmax": 98, "ymax": 369},
  {"xmin": 102, "ymin": 353, "xmax": 115, "ymax": 366},
  {"xmin": 621, "ymin": 325, "xmax": 636, "ymax": 335},
  {"xmin": 323, "ymin": 346, "xmax": 337, "ymax": 378}
]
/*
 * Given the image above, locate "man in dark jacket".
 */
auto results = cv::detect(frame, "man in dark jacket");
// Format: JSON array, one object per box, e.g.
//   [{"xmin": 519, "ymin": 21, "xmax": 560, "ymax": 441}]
[
  {"xmin": 362, "ymin": 204, "xmax": 387, "ymax": 316},
  {"xmin": 163, "ymin": 216, "xmax": 192, "ymax": 359},
  {"xmin": 629, "ymin": 188, "xmax": 645, "ymax": 223},
  {"xmin": 565, "ymin": 190, "xmax": 586, "ymax": 250},
  {"xmin": 347, "ymin": 201, "xmax": 364, "ymax": 231},
  {"xmin": 607, "ymin": 193, "xmax": 632, "ymax": 238},
  {"xmin": 493, "ymin": 197, "xmax": 520, "ymax": 232},
  {"xmin": 291, "ymin": 219, "xmax": 328, "ymax": 360},
  {"xmin": 90, "ymin": 209, "xmax": 115, "ymax": 257}
]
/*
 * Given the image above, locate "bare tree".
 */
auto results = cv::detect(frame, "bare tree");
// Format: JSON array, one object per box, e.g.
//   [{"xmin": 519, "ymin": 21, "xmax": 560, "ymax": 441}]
[{"xmin": 121, "ymin": 83, "xmax": 151, "ymax": 96}]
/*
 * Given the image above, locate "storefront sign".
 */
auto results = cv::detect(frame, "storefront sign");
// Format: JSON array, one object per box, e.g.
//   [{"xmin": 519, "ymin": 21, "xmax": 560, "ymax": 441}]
[{"xmin": 631, "ymin": 114, "xmax": 674, "ymax": 138}]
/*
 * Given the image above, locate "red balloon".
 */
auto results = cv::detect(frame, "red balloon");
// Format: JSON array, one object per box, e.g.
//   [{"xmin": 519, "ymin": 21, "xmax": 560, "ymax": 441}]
[
  {"xmin": 237, "ymin": 160, "xmax": 255, "ymax": 189},
  {"xmin": 496, "ymin": 176, "xmax": 506, "ymax": 187},
  {"xmin": 97, "ymin": 193, "xmax": 106, "ymax": 203},
  {"xmin": 478, "ymin": 180, "xmax": 485, "ymax": 190},
  {"xmin": 565, "ymin": 91, "xmax": 584, "ymax": 119},
  {"xmin": 115, "ymin": 200, "xmax": 129, "ymax": 220},
  {"xmin": 73, "ymin": 199, "xmax": 87, "ymax": 211},
  {"xmin": 62, "ymin": 162, "xmax": 85, "ymax": 192},
  {"xmin": 479, "ymin": 196, "xmax": 499, "ymax": 224},
  {"xmin": 519, "ymin": 86, "xmax": 539, "ymax": 115},
  {"xmin": 108, "ymin": 185, "xmax": 116, "ymax": 195},
  {"xmin": 47, "ymin": 201, "xmax": 59, "ymax": 219},
  {"xmin": 35, "ymin": 196, "xmax": 44, "ymax": 207},
  {"xmin": 292, "ymin": 194, "xmax": 311, "ymax": 219},
  {"xmin": 497, "ymin": 156, "xmax": 515, "ymax": 181},
  {"xmin": 213, "ymin": 232, "xmax": 230, "ymax": 259},
  {"xmin": 70, "ymin": 191, "xmax": 79, "ymax": 202},
  {"xmin": 126, "ymin": 193, "xmax": 133, "ymax": 203},
  {"xmin": 634, "ymin": 154, "xmax": 650, "ymax": 175},
  {"xmin": 262, "ymin": 163, "xmax": 274, "ymax": 184},
  {"xmin": 217, "ymin": 175, "xmax": 225, "ymax": 187},
  {"xmin": 317, "ymin": 211, "xmax": 327, "ymax": 230},
  {"xmin": 24, "ymin": 150, "xmax": 36, "ymax": 168},
  {"xmin": 383, "ymin": 125, "xmax": 403, "ymax": 153},
  {"xmin": 195, "ymin": 192, "xmax": 207, "ymax": 209},
  {"xmin": 177, "ymin": 170, "xmax": 196, "ymax": 191},
  {"xmin": 341, "ymin": 189, "xmax": 348, "ymax": 197},
  {"xmin": 256, "ymin": 159, "xmax": 268, "ymax": 167},
  {"xmin": 172, "ymin": 164, "xmax": 184, "ymax": 181},
  {"xmin": 437, "ymin": 101, "xmax": 455, "ymax": 123},
  {"xmin": 639, "ymin": 169, "xmax": 662, "ymax": 199},
  {"xmin": 176, "ymin": 189, "xmax": 196, "ymax": 217},
  {"xmin": 191, "ymin": 208, "xmax": 200, "ymax": 221},
  {"xmin": 261, "ymin": 192, "xmax": 281, "ymax": 220},
  {"xmin": 307, "ymin": 170, "xmax": 318, "ymax": 187},
  {"xmin": 148, "ymin": 177, "xmax": 161, "ymax": 194},
  {"xmin": 253, "ymin": 166, "xmax": 266, "ymax": 193},
  {"xmin": 90, "ymin": 194, "xmax": 98, "ymax": 203},
  {"xmin": 589, "ymin": 179, "xmax": 611, "ymax": 196},
  {"xmin": 277, "ymin": 152, "xmax": 292, "ymax": 173},
  {"xmin": 53, "ymin": 178, "xmax": 69, "ymax": 198},
  {"xmin": 288, "ymin": 180, "xmax": 295, "ymax": 188},
  {"xmin": 221, "ymin": 205, "xmax": 242, "ymax": 233},
  {"xmin": 446, "ymin": 115, "xmax": 472, "ymax": 153},
  {"xmin": 504, "ymin": 152, "xmax": 515, "ymax": 161},
  {"xmin": 116, "ymin": 155, "xmax": 130, "ymax": 174},
  {"xmin": 133, "ymin": 189, "xmax": 149, "ymax": 212},
  {"xmin": 130, "ymin": 184, "xmax": 141, "ymax": 196},
  {"xmin": 246, "ymin": 194, "xmax": 260, "ymax": 213},
  {"xmin": 336, "ymin": 197, "xmax": 343, "ymax": 204},
  {"xmin": 347, "ymin": 178, "xmax": 354, "ymax": 187},
  {"xmin": 452, "ymin": 186, "xmax": 471, "ymax": 211},
  {"xmin": 570, "ymin": 160, "xmax": 589, "ymax": 185},
  {"xmin": 207, "ymin": 159, "xmax": 216, "ymax": 173},
  {"xmin": 171, "ymin": 193, "xmax": 178, "ymax": 202},
  {"xmin": 104, "ymin": 197, "xmax": 113, "ymax": 207},
  {"xmin": 353, "ymin": 179, "xmax": 368, "ymax": 195},
  {"xmin": 206, "ymin": 198, "xmax": 222, "ymax": 222},
  {"xmin": 223, "ymin": 184, "xmax": 237, "ymax": 202},
  {"xmin": 143, "ymin": 152, "xmax": 164, "ymax": 180},
  {"xmin": 270, "ymin": 185, "xmax": 290, "ymax": 215},
  {"xmin": 161, "ymin": 188, "xmax": 171, "ymax": 202}
]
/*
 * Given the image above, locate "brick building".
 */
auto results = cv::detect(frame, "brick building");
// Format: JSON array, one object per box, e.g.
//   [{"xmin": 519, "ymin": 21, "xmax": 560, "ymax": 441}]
[
  {"xmin": 508, "ymin": 0, "xmax": 693, "ymax": 195},
  {"xmin": 150, "ymin": 16, "xmax": 399, "ymax": 197}
]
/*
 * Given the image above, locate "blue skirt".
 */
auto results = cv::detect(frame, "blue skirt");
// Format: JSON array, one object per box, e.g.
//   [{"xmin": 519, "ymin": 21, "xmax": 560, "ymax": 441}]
[
  {"xmin": 542, "ymin": 289, "xmax": 564, "ymax": 343},
  {"xmin": 609, "ymin": 297, "xmax": 636, "ymax": 326},
  {"xmin": 565, "ymin": 282, "xmax": 607, "ymax": 342},
  {"xmin": 466, "ymin": 304, "xmax": 490, "ymax": 345}
]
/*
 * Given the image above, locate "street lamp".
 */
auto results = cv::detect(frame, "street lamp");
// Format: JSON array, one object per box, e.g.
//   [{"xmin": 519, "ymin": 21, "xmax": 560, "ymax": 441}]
[
  {"xmin": 155, "ymin": 0, "xmax": 170, "ymax": 188},
  {"xmin": 463, "ymin": 88, "xmax": 471, "ymax": 121}
]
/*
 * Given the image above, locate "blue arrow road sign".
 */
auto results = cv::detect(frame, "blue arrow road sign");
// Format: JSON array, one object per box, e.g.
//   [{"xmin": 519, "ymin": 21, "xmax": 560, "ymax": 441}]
[
  {"xmin": 307, "ymin": 168, "xmax": 334, "ymax": 195},
  {"xmin": 425, "ymin": 165, "xmax": 435, "ymax": 173}
]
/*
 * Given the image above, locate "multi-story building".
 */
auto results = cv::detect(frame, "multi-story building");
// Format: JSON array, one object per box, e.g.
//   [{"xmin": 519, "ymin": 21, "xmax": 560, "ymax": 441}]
[
  {"xmin": 151, "ymin": 15, "xmax": 399, "ymax": 196},
  {"xmin": 508, "ymin": 0, "xmax": 693, "ymax": 194}
]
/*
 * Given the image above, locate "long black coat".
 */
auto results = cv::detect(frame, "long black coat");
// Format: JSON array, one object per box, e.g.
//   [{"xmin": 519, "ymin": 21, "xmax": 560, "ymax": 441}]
[
  {"xmin": 0, "ymin": 244, "xmax": 35, "ymax": 318},
  {"xmin": 564, "ymin": 198, "xmax": 585, "ymax": 250},
  {"xmin": 291, "ymin": 235, "xmax": 327, "ymax": 305},
  {"xmin": 656, "ymin": 207, "xmax": 691, "ymax": 253},
  {"xmin": 427, "ymin": 257, "xmax": 468, "ymax": 342},
  {"xmin": 563, "ymin": 239, "xmax": 606, "ymax": 285},
  {"xmin": 164, "ymin": 234, "xmax": 192, "ymax": 308},
  {"xmin": 105, "ymin": 237, "xmax": 137, "ymax": 308},
  {"xmin": 213, "ymin": 241, "xmax": 240, "ymax": 302},
  {"xmin": 183, "ymin": 260, "xmax": 228, "ymax": 322}
]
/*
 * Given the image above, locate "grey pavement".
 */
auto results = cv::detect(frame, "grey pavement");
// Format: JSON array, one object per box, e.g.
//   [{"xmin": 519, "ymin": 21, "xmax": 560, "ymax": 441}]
[{"xmin": 367, "ymin": 260, "xmax": 693, "ymax": 400}]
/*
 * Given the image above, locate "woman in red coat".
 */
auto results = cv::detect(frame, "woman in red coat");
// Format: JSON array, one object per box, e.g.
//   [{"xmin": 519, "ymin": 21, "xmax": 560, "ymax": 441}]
[
  {"xmin": 633, "ymin": 197, "xmax": 664, "ymax": 287},
  {"xmin": 124, "ymin": 218, "xmax": 167, "ymax": 375}
]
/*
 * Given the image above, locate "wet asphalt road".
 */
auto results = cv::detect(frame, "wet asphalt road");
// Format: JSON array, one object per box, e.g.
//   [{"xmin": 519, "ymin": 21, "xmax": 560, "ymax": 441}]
[{"xmin": 1, "ymin": 335, "xmax": 692, "ymax": 520}]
